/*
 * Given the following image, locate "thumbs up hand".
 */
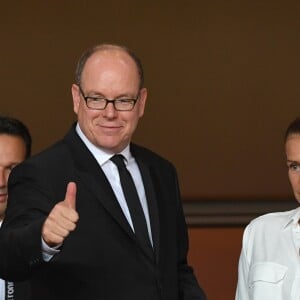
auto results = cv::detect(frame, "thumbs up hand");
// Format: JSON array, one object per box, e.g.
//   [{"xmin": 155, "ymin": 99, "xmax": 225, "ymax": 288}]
[{"xmin": 42, "ymin": 182, "xmax": 79, "ymax": 247}]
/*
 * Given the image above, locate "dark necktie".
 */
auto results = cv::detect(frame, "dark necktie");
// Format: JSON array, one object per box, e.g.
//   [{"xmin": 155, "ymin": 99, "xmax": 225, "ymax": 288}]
[{"xmin": 110, "ymin": 154, "xmax": 153, "ymax": 252}]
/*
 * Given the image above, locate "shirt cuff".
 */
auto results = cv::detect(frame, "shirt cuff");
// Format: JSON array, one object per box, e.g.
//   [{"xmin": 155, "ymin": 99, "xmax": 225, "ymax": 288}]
[{"xmin": 41, "ymin": 238, "xmax": 61, "ymax": 262}]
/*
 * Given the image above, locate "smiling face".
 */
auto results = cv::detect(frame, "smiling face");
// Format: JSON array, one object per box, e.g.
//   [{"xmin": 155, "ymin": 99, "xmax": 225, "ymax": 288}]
[
  {"xmin": 286, "ymin": 133, "xmax": 300, "ymax": 203},
  {"xmin": 71, "ymin": 48, "xmax": 147, "ymax": 153},
  {"xmin": 0, "ymin": 134, "xmax": 26, "ymax": 220}
]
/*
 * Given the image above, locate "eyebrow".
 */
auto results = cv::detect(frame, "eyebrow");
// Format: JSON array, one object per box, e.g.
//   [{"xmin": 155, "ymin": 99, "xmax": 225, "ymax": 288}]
[
  {"xmin": 89, "ymin": 94, "xmax": 136, "ymax": 99},
  {"xmin": 286, "ymin": 160, "xmax": 300, "ymax": 164}
]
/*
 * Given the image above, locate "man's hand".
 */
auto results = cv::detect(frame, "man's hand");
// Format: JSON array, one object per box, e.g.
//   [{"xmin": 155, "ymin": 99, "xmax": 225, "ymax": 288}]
[{"xmin": 42, "ymin": 182, "xmax": 79, "ymax": 247}]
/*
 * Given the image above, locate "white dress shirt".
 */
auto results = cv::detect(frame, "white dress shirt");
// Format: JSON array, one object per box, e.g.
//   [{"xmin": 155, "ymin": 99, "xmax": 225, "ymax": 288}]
[{"xmin": 236, "ymin": 207, "xmax": 300, "ymax": 300}]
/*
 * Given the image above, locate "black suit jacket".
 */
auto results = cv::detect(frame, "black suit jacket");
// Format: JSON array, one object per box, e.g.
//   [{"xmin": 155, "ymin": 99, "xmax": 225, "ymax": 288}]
[
  {"xmin": 0, "ymin": 125, "xmax": 206, "ymax": 300},
  {"xmin": 4, "ymin": 280, "xmax": 31, "ymax": 300}
]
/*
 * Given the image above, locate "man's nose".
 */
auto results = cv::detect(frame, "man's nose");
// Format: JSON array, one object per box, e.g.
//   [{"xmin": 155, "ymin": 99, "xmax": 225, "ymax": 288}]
[{"xmin": 103, "ymin": 102, "xmax": 118, "ymax": 118}]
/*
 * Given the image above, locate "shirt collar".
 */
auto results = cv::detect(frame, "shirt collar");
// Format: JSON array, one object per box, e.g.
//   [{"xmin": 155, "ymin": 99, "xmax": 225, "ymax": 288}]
[
  {"xmin": 75, "ymin": 123, "xmax": 131, "ymax": 166},
  {"xmin": 283, "ymin": 206, "xmax": 300, "ymax": 229}
]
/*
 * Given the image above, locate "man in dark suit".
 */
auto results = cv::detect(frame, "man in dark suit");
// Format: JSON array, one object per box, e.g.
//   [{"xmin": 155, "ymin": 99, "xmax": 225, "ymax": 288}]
[
  {"xmin": 0, "ymin": 115, "xmax": 31, "ymax": 299},
  {"xmin": 0, "ymin": 44, "xmax": 206, "ymax": 299}
]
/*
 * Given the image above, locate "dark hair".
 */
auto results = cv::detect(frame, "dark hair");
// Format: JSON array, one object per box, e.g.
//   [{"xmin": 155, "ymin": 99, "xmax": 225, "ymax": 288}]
[
  {"xmin": 285, "ymin": 117, "xmax": 300, "ymax": 142},
  {"xmin": 75, "ymin": 43, "xmax": 144, "ymax": 89},
  {"xmin": 0, "ymin": 115, "xmax": 32, "ymax": 158}
]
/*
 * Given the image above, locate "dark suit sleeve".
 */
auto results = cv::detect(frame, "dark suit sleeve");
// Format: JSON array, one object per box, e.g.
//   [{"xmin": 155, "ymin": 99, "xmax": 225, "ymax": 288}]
[
  {"xmin": 0, "ymin": 219, "xmax": 45, "ymax": 281},
  {"xmin": 0, "ymin": 162, "xmax": 53, "ymax": 281},
  {"xmin": 173, "ymin": 170, "xmax": 207, "ymax": 300}
]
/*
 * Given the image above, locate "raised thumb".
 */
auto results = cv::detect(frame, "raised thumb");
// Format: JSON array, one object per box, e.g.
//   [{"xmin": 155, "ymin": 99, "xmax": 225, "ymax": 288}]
[{"xmin": 64, "ymin": 181, "xmax": 77, "ymax": 210}]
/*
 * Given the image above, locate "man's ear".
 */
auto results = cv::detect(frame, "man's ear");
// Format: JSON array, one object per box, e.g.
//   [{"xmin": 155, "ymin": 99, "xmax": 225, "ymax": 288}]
[
  {"xmin": 138, "ymin": 87, "xmax": 147, "ymax": 117},
  {"xmin": 71, "ymin": 84, "xmax": 80, "ymax": 114}
]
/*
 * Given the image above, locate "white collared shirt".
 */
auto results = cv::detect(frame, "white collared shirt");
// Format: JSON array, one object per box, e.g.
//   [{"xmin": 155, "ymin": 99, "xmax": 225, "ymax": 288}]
[{"xmin": 236, "ymin": 207, "xmax": 300, "ymax": 300}]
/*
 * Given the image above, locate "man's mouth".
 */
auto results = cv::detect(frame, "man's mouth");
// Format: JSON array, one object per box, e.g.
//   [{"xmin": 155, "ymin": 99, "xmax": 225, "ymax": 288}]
[{"xmin": 0, "ymin": 193, "xmax": 7, "ymax": 203}]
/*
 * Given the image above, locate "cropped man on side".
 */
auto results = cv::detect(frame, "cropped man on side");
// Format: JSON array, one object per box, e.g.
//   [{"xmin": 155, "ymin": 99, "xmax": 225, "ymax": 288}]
[
  {"xmin": 0, "ymin": 115, "xmax": 31, "ymax": 300},
  {"xmin": 0, "ymin": 44, "xmax": 206, "ymax": 300}
]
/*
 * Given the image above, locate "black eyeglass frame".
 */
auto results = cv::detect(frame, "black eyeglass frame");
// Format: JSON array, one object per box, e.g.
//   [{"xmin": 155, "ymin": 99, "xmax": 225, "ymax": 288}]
[{"xmin": 78, "ymin": 85, "xmax": 140, "ymax": 111}]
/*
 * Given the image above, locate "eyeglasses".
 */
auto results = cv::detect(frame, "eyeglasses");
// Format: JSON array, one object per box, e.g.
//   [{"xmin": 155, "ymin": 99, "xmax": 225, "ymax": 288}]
[{"xmin": 78, "ymin": 85, "xmax": 139, "ymax": 111}]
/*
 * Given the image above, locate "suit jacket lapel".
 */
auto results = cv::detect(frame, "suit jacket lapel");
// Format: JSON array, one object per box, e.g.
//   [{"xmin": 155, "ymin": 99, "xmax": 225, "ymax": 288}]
[
  {"xmin": 64, "ymin": 126, "xmax": 160, "ymax": 262},
  {"xmin": 133, "ymin": 147, "xmax": 161, "ymax": 263},
  {"xmin": 76, "ymin": 169, "xmax": 136, "ymax": 240},
  {"xmin": 63, "ymin": 126, "xmax": 136, "ymax": 241},
  {"xmin": 77, "ymin": 165, "xmax": 157, "ymax": 262}
]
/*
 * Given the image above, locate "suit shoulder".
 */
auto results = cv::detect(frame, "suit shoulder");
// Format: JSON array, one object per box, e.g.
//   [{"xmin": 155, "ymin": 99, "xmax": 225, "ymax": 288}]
[
  {"xmin": 13, "ymin": 139, "xmax": 70, "ymax": 176},
  {"xmin": 23, "ymin": 125, "xmax": 79, "ymax": 168},
  {"xmin": 131, "ymin": 143, "xmax": 175, "ymax": 168},
  {"xmin": 27, "ymin": 140, "xmax": 68, "ymax": 165}
]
